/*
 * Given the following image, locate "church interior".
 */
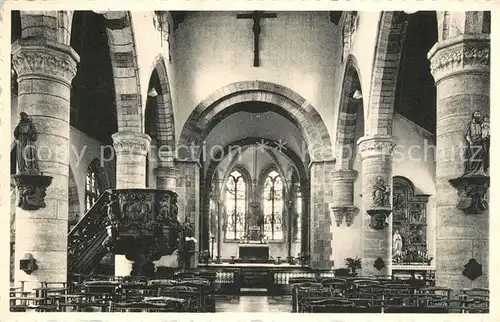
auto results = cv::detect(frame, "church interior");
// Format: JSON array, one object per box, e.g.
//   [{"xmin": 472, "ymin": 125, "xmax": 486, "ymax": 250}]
[{"xmin": 8, "ymin": 10, "xmax": 490, "ymax": 313}]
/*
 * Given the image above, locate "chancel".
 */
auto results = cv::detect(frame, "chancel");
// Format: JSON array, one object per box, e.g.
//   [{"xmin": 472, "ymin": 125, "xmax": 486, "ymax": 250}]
[{"xmin": 8, "ymin": 9, "xmax": 490, "ymax": 313}]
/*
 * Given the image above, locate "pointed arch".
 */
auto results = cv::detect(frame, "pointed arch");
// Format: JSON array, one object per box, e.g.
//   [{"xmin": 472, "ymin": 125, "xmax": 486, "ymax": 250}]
[
  {"xmin": 335, "ymin": 54, "xmax": 364, "ymax": 170},
  {"xmin": 102, "ymin": 11, "xmax": 143, "ymax": 133},
  {"xmin": 148, "ymin": 54, "xmax": 176, "ymax": 164}
]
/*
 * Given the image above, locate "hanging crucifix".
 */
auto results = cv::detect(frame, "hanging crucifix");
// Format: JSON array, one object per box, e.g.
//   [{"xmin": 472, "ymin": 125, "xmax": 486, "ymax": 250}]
[{"xmin": 237, "ymin": 11, "xmax": 277, "ymax": 67}]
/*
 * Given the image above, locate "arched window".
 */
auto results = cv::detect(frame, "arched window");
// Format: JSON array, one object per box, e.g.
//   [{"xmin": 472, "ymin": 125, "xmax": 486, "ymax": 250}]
[
  {"xmin": 224, "ymin": 170, "xmax": 247, "ymax": 240},
  {"xmin": 262, "ymin": 170, "xmax": 284, "ymax": 240},
  {"xmin": 85, "ymin": 159, "xmax": 103, "ymax": 211}
]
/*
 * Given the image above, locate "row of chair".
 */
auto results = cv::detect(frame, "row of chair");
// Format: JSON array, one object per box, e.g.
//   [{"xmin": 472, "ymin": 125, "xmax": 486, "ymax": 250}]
[
  {"xmin": 289, "ymin": 277, "xmax": 488, "ymax": 313},
  {"xmin": 10, "ymin": 271, "xmax": 218, "ymax": 312}
]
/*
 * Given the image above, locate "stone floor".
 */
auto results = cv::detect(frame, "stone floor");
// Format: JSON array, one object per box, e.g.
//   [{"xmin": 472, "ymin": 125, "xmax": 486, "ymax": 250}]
[{"xmin": 215, "ymin": 291, "xmax": 292, "ymax": 312}]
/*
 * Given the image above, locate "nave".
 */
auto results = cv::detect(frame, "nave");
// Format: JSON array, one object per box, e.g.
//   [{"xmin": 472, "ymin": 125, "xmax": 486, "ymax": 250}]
[{"xmin": 8, "ymin": 9, "xmax": 491, "ymax": 315}]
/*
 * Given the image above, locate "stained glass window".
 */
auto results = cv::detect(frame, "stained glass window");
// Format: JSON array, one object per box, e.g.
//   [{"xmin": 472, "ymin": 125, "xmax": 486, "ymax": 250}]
[
  {"xmin": 263, "ymin": 170, "xmax": 284, "ymax": 240},
  {"xmin": 85, "ymin": 160, "xmax": 102, "ymax": 211},
  {"xmin": 225, "ymin": 170, "xmax": 246, "ymax": 240}
]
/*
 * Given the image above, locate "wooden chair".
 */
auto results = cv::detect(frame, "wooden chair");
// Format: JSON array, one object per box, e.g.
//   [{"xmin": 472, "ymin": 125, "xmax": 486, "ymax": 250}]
[
  {"xmin": 297, "ymin": 285, "xmax": 337, "ymax": 313},
  {"xmin": 460, "ymin": 288, "xmax": 489, "ymax": 313},
  {"xmin": 304, "ymin": 298, "xmax": 355, "ymax": 313},
  {"xmin": 291, "ymin": 282, "xmax": 322, "ymax": 312}
]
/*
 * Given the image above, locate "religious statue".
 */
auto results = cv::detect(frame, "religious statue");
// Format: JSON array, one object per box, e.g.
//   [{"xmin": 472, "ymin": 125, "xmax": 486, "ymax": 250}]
[
  {"xmin": 106, "ymin": 193, "xmax": 121, "ymax": 226},
  {"xmin": 372, "ymin": 176, "xmax": 390, "ymax": 208},
  {"xmin": 392, "ymin": 229, "xmax": 403, "ymax": 260},
  {"xmin": 102, "ymin": 193, "xmax": 121, "ymax": 251},
  {"xmin": 463, "ymin": 110, "xmax": 490, "ymax": 176},
  {"xmin": 14, "ymin": 112, "xmax": 40, "ymax": 175}
]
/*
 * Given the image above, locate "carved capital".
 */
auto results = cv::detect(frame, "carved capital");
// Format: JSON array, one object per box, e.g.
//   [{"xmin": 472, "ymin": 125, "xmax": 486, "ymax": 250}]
[
  {"xmin": 331, "ymin": 205, "xmax": 358, "ymax": 227},
  {"xmin": 14, "ymin": 173, "xmax": 53, "ymax": 210},
  {"xmin": 331, "ymin": 169, "xmax": 358, "ymax": 183},
  {"xmin": 153, "ymin": 166, "xmax": 179, "ymax": 179},
  {"xmin": 11, "ymin": 41, "xmax": 79, "ymax": 84},
  {"xmin": 357, "ymin": 135, "xmax": 395, "ymax": 160},
  {"xmin": 449, "ymin": 175, "xmax": 489, "ymax": 214},
  {"xmin": 112, "ymin": 132, "xmax": 151, "ymax": 156},
  {"xmin": 428, "ymin": 35, "xmax": 490, "ymax": 83}
]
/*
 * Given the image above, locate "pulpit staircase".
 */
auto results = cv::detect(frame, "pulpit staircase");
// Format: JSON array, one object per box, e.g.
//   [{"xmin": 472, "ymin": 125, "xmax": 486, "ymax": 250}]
[
  {"xmin": 68, "ymin": 189, "xmax": 182, "ymax": 277},
  {"xmin": 68, "ymin": 190, "xmax": 111, "ymax": 275}
]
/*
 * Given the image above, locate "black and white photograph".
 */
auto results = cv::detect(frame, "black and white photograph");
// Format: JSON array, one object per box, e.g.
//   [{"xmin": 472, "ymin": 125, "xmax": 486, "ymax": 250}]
[{"xmin": 2, "ymin": 3, "xmax": 495, "ymax": 316}]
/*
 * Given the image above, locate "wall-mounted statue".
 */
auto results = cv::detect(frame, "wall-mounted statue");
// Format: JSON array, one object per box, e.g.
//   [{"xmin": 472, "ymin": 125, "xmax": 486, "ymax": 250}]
[
  {"xmin": 449, "ymin": 110, "xmax": 490, "ymax": 214},
  {"xmin": 463, "ymin": 110, "xmax": 489, "ymax": 177},
  {"xmin": 14, "ymin": 112, "xmax": 40, "ymax": 175},
  {"xmin": 13, "ymin": 112, "xmax": 53, "ymax": 210},
  {"xmin": 372, "ymin": 176, "xmax": 391, "ymax": 208}
]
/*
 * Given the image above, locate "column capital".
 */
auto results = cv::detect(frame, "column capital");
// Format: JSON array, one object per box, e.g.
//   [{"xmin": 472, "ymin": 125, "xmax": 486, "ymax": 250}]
[
  {"xmin": 428, "ymin": 34, "xmax": 490, "ymax": 83},
  {"xmin": 357, "ymin": 135, "xmax": 395, "ymax": 160},
  {"xmin": 11, "ymin": 40, "xmax": 79, "ymax": 84},
  {"xmin": 112, "ymin": 131, "xmax": 151, "ymax": 156},
  {"xmin": 153, "ymin": 166, "xmax": 179, "ymax": 178},
  {"xmin": 331, "ymin": 169, "xmax": 358, "ymax": 182}
]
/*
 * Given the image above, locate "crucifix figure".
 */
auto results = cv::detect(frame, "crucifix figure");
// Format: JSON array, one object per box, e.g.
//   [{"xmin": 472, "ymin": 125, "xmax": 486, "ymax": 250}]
[{"xmin": 237, "ymin": 11, "xmax": 277, "ymax": 67}]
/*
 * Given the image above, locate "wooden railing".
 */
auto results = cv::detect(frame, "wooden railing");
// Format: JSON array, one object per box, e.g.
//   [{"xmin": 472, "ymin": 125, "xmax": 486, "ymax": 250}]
[
  {"xmin": 68, "ymin": 190, "xmax": 111, "ymax": 275},
  {"xmin": 68, "ymin": 189, "xmax": 181, "ymax": 277}
]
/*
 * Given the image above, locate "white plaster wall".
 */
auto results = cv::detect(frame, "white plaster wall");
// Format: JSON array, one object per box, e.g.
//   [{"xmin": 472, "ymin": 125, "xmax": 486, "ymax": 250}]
[
  {"xmin": 173, "ymin": 11, "xmax": 338, "ymax": 145},
  {"xmin": 131, "ymin": 12, "xmax": 177, "ymax": 131},
  {"xmin": 69, "ymin": 128, "xmax": 116, "ymax": 217}
]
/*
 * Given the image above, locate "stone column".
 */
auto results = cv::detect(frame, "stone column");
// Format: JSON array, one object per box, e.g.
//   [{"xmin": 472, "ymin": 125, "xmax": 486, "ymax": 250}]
[
  {"xmin": 112, "ymin": 131, "xmax": 151, "ymax": 276},
  {"xmin": 12, "ymin": 41, "xmax": 78, "ymax": 291},
  {"xmin": 309, "ymin": 160, "xmax": 335, "ymax": 269},
  {"xmin": 176, "ymin": 160, "xmax": 201, "ymax": 268},
  {"xmin": 357, "ymin": 135, "xmax": 395, "ymax": 277},
  {"xmin": 428, "ymin": 34, "xmax": 490, "ymax": 290},
  {"xmin": 330, "ymin": 170, "xmax": 358, "ymax": 267},
  {"xmin": 155, "ymin": 148, "xmax": 177, "ymax": 190},
  {"xmin": 331, "ymin": 169, "xmax": 358, "ymax": 225},
  {"xmin": 216, "ymin": 200, "xmax": 223, "ymax": 263},
  {"xmin": 154, "ymin": 166, "xmax": 178, "ymax": 191}
]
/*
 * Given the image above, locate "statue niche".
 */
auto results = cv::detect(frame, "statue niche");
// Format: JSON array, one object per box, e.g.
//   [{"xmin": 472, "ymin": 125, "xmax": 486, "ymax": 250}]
[{"xmin": 13, "ymin": 112, "xmax": 52, "ymax": 210}]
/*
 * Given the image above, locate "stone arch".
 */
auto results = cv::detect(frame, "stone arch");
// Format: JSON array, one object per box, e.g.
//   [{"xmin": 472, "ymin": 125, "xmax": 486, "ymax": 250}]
[
  {"xmin": 178, "ymin": 81, "xmax": 333, "ymax": 162},
  {"xmin": 335, "ymin": 55, "xmax": 364, "ymax": 170},
  {"xmin": 149, "ymin": 54, "xmax": 176, "ymax": 163},
  {"xmin": 367, "ymin": 11, "xmax": 408, "ymax": 136},
  {"xmin": 102, "ymin": 11, "xmax": 143, "ymax": 133},
  {"xmin": 18, "ymin": 11, "xmax": 72, "ymax": 45},
  {"xmin": 369, "ymin": 11, "xmax": 443, "ymax": 136}
]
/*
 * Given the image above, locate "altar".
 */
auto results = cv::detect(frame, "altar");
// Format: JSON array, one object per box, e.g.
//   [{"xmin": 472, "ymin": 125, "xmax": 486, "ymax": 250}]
[{"xmin": 237, "ymin": 243, "xmax": 270, "ymax": 261}]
